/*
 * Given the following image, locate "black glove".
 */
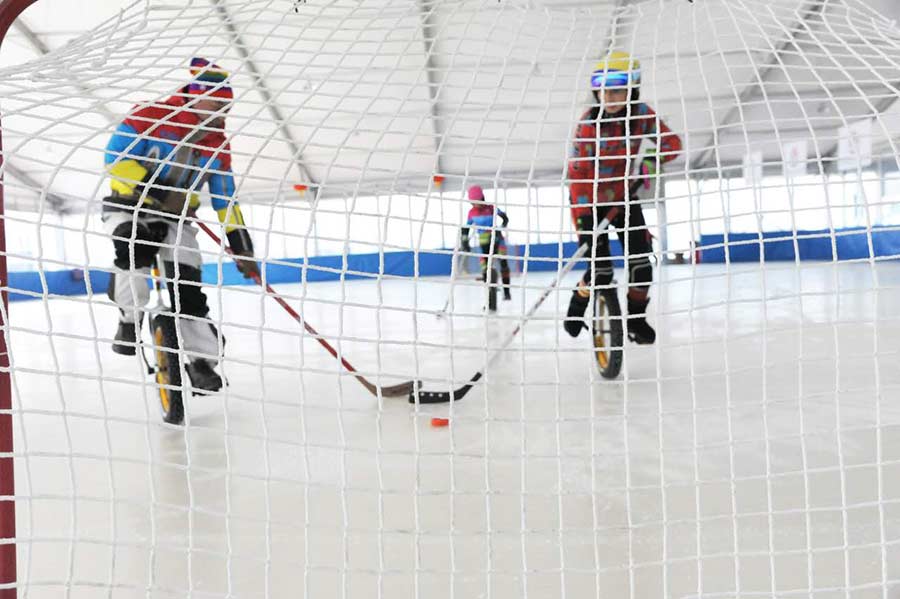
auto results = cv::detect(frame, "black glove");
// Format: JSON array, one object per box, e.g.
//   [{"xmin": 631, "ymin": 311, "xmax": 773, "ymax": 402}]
[
  {"xmin": 226, "ymin": 228, "xmax": 259, "ymax": 280},
  {"xmin": 563, "ymin": 291, "xmax": 590, "ymax": 338},
  {"xmin": 233, "ymin": 251, "xmax": 260, "ymax": 280}
]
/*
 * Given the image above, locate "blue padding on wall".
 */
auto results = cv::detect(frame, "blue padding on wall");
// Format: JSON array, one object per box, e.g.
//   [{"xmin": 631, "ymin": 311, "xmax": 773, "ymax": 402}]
[
  {"xmin": 6, "ymin": 248, "xmax": 459, "ymax": 302},
  {"xmin": 200, "ymin": 249, "xmax": 457, "ymax": 287},
  {"xmin": 517, "ymin": 239, "xmax": 623, "ymax": 272},
  {"xmin": 2, "ymin": 238, "xmax": 636, "ymax": 303},
  {"xmin": 8, "ymin": 269, "xmax": 112, "ymax": 303},
  {"xmin": 27, "ymin": 227, "xmax": 897, "ymax": 302},
  {"xmin": 699, "ymin": 226, "xmax": 900, "ymax": 263}
]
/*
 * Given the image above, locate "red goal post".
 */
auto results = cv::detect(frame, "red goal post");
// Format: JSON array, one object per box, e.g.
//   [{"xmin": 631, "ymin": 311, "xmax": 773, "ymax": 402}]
[{"xmin": 0, "ymin": 1, "xmax": 40, "ymax": 597}]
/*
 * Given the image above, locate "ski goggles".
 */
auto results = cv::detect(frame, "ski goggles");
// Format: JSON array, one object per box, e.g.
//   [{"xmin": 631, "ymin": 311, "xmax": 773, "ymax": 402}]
[{"xmin": 591, "ymin": 69, "xmax": 639, "ymax": 89}]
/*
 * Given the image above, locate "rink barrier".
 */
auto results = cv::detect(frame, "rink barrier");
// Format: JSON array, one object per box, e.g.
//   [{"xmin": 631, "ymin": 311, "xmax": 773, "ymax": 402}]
[
  {"xmin": 698, "ymin": 226, "xmax": 900, "ymax": 262},
  {"xmin": 6, "ymin": 239, "xmax": 621, "ymax": 302},
  {"xmin": 11, "ymin": 226, "xmax": 900, "ymax": 302}
]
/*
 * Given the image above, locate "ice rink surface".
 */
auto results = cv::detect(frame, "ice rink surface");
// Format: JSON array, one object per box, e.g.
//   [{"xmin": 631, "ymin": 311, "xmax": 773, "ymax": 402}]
[{"xmin": 7, "ymin": 261, "xmax": 900, "ymax": 598}]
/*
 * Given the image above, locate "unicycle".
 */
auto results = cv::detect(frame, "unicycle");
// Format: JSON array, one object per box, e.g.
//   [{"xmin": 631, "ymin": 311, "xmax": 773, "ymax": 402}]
[
  {"xmin": 592, "ymin": 284, "xmax": 623, "ymax": 379},
  {"xmin": 151, "ymin": 312, "xmax": 185, "ymax": 424},
  {"xmin": 142, "ymin": 260, "xmax": 186, "ymax": 425}
]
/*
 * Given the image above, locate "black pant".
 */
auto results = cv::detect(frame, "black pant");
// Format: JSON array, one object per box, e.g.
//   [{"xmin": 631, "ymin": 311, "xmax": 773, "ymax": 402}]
[
  {"xmin": 478, "ymin": 235, "xmax": 510, "ymax": 282},
  {"xmin": 575, "ymin": 200, "xmax": 653, "ymax": 294}
]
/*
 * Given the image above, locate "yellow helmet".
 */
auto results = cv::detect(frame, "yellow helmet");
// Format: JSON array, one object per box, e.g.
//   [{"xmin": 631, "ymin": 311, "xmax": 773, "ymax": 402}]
[{"xmin": 591, "ymin": 51, "xmax": 641, "ymax": 90}]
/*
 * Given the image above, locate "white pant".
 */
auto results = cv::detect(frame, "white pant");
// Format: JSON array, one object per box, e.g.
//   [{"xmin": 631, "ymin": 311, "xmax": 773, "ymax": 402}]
[
  {"xmin": 168, "ymin": 315, "xmax": 224, "ymax": 363},
  {"xmin": 104, "ymin": 211, "xmax": 221, "ymax": 362}
]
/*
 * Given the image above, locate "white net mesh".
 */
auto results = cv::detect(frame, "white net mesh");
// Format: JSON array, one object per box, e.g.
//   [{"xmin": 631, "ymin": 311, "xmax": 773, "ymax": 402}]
[{"xmin": 0, "ymin": 0, "xmax": 899, "ymax": 597}]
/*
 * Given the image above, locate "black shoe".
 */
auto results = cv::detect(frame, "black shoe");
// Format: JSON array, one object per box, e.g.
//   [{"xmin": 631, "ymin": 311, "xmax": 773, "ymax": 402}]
[
  {"xmin": 186, "ymin": 359, "xmax": 223, "ymax": 393},
  {"xmin": 626, "ymin": 297, "xmax": 656, "ymax": 345},
  {"xmin": 503, "ymin": 288, "xmax": 511, "ymax": 301},
  {"xmin": 112, "ymin": 320, "xmax": 138, "ymax": 356},
  {"xmin": 563, "ymin": 291, "xmax": 590, "ymax": 338}
]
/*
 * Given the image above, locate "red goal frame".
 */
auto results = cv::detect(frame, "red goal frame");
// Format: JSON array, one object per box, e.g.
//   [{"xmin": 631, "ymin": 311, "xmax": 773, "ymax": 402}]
[{"xmin": 0, "ymin": 1, "xmax": 41, "ymax": 597}]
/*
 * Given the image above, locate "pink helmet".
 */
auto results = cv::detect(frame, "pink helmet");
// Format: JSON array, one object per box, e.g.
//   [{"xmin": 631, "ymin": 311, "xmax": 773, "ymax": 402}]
[{"xmin": 467, "ymin": 185, "xmax": 484, "ymax": 201}]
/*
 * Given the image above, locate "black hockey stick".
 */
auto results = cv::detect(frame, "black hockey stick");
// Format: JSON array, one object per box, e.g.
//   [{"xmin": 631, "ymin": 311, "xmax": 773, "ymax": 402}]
[
  {"xmin": 198, "ymin": 222, "xmax": 420, "ymax": 398},
  {"xmin": 409, "ymin": 205, "xmax": 622, "ymax": 404}
]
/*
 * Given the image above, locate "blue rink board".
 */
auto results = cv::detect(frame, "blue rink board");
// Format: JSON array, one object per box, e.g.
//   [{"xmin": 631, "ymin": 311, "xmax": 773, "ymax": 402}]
[
  {"xmin": 13, "ymin": 228, "xmax": 900, "ymax": 302},
  {"xmin": 698, "ymin": 226, "xmax": 900, "ymax": 263}
]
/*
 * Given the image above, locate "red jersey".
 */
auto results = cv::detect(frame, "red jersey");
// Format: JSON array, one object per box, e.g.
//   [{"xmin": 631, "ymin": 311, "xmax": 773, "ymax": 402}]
[
  {"xmin": 567, "ymin": 103, "xmax": 681, "ymax": 218},
  {"xmin": 122, "ymin": 94, "xmax": 232, "ymax": 171}
]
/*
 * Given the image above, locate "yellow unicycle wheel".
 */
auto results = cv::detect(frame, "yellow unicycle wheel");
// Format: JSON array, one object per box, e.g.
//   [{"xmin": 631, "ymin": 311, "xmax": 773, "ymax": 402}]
[
  {"xmin": 151, "ymin": 314, "xmax": 185, "ymax": 425},
  {"xmin": 592, "ymin": 289, "xmax": 623, "ymax": 379}
]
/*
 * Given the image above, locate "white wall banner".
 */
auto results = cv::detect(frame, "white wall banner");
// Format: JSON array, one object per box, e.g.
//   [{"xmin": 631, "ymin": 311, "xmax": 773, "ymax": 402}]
[
  {"xmin": 783, "ymin": 139, "xmax": 808, "ymax": 179},
  {"xmin": 837, "ymin": 118, "xmax": 873, "ymax": 172},
  {"xmin": 743, "ymin": 150, "xmax": 763, "ymax": 187}
]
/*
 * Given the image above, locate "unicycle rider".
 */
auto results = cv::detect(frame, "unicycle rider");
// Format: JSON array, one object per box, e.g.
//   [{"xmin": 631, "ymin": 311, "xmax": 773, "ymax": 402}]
[
  {"xmin": 103, "ymin": 57, "xmax": 259, "ymax": 392},
  {"xmin": 460, "ymin": 185, "xmax": 512, "ymax": 308},
  {"xmin": 564, "ymin": 51, "xmax": 682, "ymax": 344}
]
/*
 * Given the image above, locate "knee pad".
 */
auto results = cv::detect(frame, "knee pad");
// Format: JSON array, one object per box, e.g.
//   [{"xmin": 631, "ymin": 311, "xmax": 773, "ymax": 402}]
[
  {"xmin": 629, "ymin": 256, "xmax": 653, "ymax": 288},
  {"xmin": 164, "ymin": 262, "xmax": 210, "ymax": 317},
  {"xmin": 111, "ymin": 220, "xmax": 167, "ymax": 269},
  {"xmin": 583, "ymin": 264, "xmax": 613, "ymax": 288}
]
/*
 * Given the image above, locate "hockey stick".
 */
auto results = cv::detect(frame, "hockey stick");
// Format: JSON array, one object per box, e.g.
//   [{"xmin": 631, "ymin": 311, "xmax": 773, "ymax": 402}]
[
  {"xmin": 436, "ymin": 246, "xmax": 468, "ymax": 319},
  {"xmin": 409, "ymin": 206, "xmax": 622, "ymax": 404},
  {"xmin": 197, "ymin": 221, "xmax": 419, "ymax": 398}
]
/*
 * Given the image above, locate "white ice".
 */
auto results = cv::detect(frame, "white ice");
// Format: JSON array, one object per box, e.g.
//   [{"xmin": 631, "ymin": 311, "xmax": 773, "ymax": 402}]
[{"xmin": 7, "ymin": 261, "xmax": 900, "ymax": 598}]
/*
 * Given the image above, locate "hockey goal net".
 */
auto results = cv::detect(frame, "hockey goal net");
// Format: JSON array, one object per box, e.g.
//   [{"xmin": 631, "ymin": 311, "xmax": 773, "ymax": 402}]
[{"xmin": 0, "ymin": 0, "xmax": 899, "ymax": 597}]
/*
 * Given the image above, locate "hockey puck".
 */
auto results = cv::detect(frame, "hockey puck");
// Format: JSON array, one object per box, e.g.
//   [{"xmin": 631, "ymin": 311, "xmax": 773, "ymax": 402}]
[{"xmin": 430, "ymin": 417, "xmax": 450, "ymax": 427}]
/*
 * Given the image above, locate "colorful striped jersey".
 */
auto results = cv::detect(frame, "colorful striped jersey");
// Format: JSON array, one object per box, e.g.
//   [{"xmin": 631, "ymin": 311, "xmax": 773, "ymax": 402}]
[
  {"xmin": 462, "ymin": 204, "xmax": 509, "ymax": 247},
  {"xmin": 104, "ymin": 94, "xmax": 244, "ymax": 229}
]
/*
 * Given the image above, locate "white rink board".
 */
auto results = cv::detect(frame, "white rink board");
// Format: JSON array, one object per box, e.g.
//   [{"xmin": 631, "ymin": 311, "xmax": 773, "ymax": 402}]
[{"xmin": 7, "ymin": 262, "xmax": 900, "ymax": 598}]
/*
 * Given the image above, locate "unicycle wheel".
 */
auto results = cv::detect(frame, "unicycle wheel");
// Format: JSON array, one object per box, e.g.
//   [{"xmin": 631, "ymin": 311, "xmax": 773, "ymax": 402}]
[
  {"xmin": 592, "ymin": 289, "xmax": 623, "ymax": 379},
  {"xmin": 151, "ymin": 313, "xmax": 185, "ymax": 425}
]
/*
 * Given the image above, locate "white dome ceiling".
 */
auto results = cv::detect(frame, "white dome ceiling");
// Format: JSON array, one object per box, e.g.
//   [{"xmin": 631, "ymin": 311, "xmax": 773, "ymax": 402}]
[{"xmin": 0, "ymin": 0, "xmax": 898, "ymax": 212}]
